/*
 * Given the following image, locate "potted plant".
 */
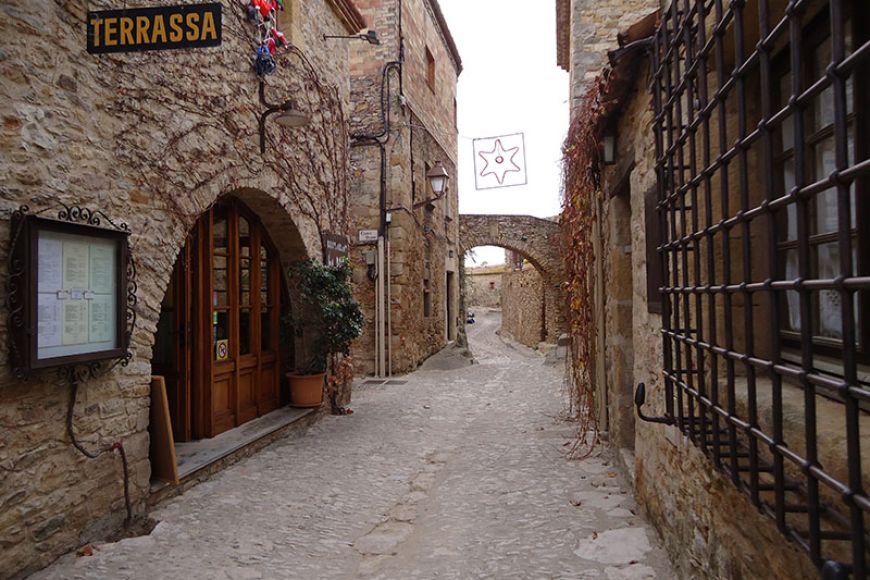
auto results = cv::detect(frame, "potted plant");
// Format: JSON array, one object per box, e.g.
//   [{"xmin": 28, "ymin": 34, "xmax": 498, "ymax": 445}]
[{"xmin": 285, "ymin": 258, "xmax": 364, "ymax": 409}]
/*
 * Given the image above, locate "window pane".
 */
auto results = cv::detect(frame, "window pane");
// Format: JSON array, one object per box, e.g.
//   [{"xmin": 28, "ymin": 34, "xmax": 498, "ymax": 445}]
[
  {"xmin": 240, "ymin": 258, "xmax": 251, "ymax": 306},
  {"xmin": 240, "ymin": 309, "xmax": 251, "ymax": 355},
  {"xmin": 213, "ymin": 207, "xmax": 228, "ymax": 252},
  {"xmin": 811, "ymin": 40, "xmax": 833, "ymax": 133},
  {"xmin": 213, "ymin": 254, "xmax": 228, "ymax": 306},
  {"xmin": 213, "ymin": 310, "xmax": 229, "ymax": 360},
  {"xmin": 260, "ymin": 246, "xmax": 271, "ymax": 307},
  {"xmin": 783, "ymin": 249, "xmax": 800, "ymax": 333},
  {"xmin": 815, "ymin": 242, "xmax": 842, "ymax": 339},
  {"xmin": 777, "ymin": 158, "xmax": 797, "ymax": 242},
  {"xmin": 813, "ymin": 136, "xmax": 837, "ymax": 235},
  {"xmin": 240, "ymin": 216, "xmax": 251, "ymax": 258},
  {"xmin": 778, "ymin": 72, "xmax": 793, "ymax": 152},
  {"xmin": 261, "ymin": 310, "xmax": 271, "ymax": 352}
]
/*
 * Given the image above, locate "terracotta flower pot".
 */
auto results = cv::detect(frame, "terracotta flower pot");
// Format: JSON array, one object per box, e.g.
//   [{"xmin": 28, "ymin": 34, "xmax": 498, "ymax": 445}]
[{"xmin": 287, "ymin": 372, "xmax": 325, "ymax": 408}]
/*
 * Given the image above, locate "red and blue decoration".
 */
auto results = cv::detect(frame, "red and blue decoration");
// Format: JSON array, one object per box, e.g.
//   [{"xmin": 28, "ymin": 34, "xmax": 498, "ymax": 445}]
[{"xmin": 245, "ymin": 0, "xmax": 288, "ymax": 76}]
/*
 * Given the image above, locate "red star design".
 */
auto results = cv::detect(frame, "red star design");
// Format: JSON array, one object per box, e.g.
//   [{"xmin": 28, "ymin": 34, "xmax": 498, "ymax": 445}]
[{"xmin": 478, "ymin": 138, "xmax": 521, "ymax": 185}]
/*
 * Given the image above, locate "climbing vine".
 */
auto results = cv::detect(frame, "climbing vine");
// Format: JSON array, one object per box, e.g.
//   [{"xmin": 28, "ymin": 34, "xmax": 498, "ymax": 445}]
[
  {"xmin": 50, "ymin": 0, "xmax": 351, "ymax": 241},
  {"xmin": 560, "ymin": 76, "xmax": 608, "ymax": 458}
]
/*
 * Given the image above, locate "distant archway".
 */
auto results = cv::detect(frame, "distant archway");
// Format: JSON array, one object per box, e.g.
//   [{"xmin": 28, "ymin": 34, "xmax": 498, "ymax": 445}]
[{"xmin": 459, "ymin": 215, "xmax": 565, "ymax": 342}]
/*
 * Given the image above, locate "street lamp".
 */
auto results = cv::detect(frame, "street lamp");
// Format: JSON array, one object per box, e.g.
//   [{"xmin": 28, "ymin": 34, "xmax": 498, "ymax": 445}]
[
  {"xmin": 322, "ymin": 30, "xmax": 380, "ymax": 45},
  {"xmin": 427, "ymin": 161, "xmax": 449, "ymax": 195}
]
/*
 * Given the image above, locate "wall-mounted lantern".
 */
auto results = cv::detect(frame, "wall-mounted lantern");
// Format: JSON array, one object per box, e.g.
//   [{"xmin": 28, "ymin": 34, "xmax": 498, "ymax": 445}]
[
  {"xmin": 601, "ymin": 131, "xmax": 617, "ymax": 165},
  {"xmin": 258, "ymin": 80, "xmax": 310, "ymax": 153},
  {"xmin": 427, "ymin": 161, "xmax": 449, "ymax": 195}
]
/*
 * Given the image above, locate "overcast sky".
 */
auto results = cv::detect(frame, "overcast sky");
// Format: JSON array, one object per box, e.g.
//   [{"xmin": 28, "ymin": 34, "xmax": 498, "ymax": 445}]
[{"xmin": 438, "ymin": 0, "xmax": 569, "ymax": 266}]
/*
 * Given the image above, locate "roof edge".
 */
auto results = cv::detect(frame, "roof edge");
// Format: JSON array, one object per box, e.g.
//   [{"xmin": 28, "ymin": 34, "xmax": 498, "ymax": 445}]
[
  {"xmin": 556, "ymin": 0, "xmax": 570, "ymax": 72},
  {"xmin": 327, "ymin": 0, "xmax": 367, "ymax": 34},
  {"xmin": 425, "ymin": 0, "xmax": 463, "ymax": 75}
]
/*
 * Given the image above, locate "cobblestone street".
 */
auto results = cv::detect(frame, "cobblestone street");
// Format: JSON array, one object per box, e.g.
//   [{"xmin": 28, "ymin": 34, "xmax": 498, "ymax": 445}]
[{"xmin": 31, "ymin": 311, "xmax": 673, "ymax": 579}]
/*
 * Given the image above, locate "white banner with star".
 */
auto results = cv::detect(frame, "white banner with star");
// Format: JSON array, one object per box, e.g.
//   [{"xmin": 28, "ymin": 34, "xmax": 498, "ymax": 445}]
[{"xmin": 472, "ymin": 132, "xmax": 527, "ymax": 190}]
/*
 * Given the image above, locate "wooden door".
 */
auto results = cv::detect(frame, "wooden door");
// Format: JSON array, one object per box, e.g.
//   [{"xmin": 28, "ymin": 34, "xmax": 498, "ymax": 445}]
[
  {"xmin": 208, "ymin": 205, "xmax": 237, "ymax": 436},
  {"xmin": 185, "ymin": 200, "xmax": 283, "ymax": 438}
]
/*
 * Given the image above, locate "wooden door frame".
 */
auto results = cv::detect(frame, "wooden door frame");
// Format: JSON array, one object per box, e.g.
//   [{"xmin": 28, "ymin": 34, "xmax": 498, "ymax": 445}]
[{"xmin": 182, "ymin": 198, "xmax": 285, "ymax": 438}]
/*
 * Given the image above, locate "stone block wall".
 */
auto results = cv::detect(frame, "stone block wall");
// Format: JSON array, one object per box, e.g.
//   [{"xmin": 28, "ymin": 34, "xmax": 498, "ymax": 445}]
[
  {"xmin": 466, "ymin": 269, "xmax": 504, "ymax": 309},
  {"xmin": 500, "ymin": 268, "xmax": 546, "ymax": 348},
  {"xmin": 0, "ymin": 1, "xmax": 356, "ymax": 576},
  {"xmin": 556, "ymin": 0, "xmax": 658, "ymax": 114}
]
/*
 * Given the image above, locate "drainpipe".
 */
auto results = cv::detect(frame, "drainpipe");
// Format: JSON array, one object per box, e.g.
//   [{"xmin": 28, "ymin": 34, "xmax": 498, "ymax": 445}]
[{"xmin": 386, "ymin": 228, "xmax": 392, "ymax": 376}]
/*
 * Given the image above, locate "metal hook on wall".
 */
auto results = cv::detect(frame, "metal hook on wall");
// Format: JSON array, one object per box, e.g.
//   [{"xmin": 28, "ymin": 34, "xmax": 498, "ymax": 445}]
[{"xmin": 634, "ymin": 383, "xmax": 675, "ymax": 426}]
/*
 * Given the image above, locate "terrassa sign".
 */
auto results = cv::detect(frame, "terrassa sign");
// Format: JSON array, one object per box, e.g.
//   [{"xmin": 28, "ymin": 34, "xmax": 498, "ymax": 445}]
[{"xmin": 87, "ymin": 3, "xmax": 221, "ymax": 54}]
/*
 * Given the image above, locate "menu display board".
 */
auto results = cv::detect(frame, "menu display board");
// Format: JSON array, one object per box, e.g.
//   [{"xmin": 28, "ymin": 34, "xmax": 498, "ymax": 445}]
[
  {"xmin": 8, "ymin": 212, "xmax": 131, "ymax": 374},
  {"xmin": 35, "ymin": 230, "xmax": 120, "ymax": 359}
]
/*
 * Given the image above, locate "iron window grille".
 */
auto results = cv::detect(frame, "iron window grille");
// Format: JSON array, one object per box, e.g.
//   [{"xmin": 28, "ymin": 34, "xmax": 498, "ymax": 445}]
[{"xmin": 650, "ymin": 0, "xmax": 870, "ymax": 576}]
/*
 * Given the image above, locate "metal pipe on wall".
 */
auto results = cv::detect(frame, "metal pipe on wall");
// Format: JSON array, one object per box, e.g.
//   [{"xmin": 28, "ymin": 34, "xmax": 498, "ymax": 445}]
[
  {"xmin": 387, "ymin": 230, "xmax": 393, "ymax": 377},
  {"xmin": 377, "ymin": 236, "xmax": 386, "ymax": 377}
]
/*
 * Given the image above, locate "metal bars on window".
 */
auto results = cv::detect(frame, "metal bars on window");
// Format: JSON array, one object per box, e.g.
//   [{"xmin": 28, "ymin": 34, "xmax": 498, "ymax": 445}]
[{"xmin": 651, "ymin": 0, "xmax": 870, "ymax": 575}]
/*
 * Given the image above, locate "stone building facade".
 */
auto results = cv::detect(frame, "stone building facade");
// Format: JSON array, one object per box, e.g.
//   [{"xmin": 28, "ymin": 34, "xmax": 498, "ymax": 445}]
[
  {"xmin": 500, "ymin": 266, "xmax": 546, "ymax": 349},
  {"xmin": 465, "ymin": 266, "xmax": 505, "ymax": 309},
  {"xmin": 0, "ymin": 0, "xmax": 365, "ymax": 576},
  {"xmin": 348, "ymin": 0, "xmax": 462, "ymax": 376},
  {"xmin": 560, "ymin": 1, "xmax": 870, "ymax": 577}
]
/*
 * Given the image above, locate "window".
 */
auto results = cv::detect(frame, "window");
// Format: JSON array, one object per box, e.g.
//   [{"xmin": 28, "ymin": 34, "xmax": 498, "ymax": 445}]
[
  {"xmin": 644, "ymin": 185, "xmax": 662, "ymax": 314},
  {"xmin": 773, "ymin": 13, "xmax": 865, "ymax": 359},
  {"xmin": 423, "ymin": 239, "xmax": 432, "ymax": 318},
  {"xmin": 426, "ymin": 47, "xmax": 436, "ymax": 92},
  {"xmin": 650, "ymin": 1, "xmax": 870, "ymax": 573}
]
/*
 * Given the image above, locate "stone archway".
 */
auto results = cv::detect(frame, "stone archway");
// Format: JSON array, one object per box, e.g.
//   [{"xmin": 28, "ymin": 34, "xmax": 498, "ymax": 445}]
[
  {"xmin": 151, "ymin": 189, "xmax": 318, "ymax": 441},
  {"xmin": 459, "ymin": 214, "xmax": 565, "ymax": 342}
]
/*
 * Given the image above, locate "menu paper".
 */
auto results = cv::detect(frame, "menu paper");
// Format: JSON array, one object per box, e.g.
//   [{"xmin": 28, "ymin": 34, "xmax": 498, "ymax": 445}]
[
  {"xmin": 88, "ymin": 294, "xmax": 114, "ymax": 343},
  {"xmin": 63, "ymin": 300, "xmax": 89, "ymax": 345},
  {"xmin": 62, "ymin": 241, "xmax": 89, "ymax": 290},
  {"xmin": 38, "ymin": 238, "xmax": 62, "ymax": 293},
  {"xmin": 37, "ymin": 294, "xmax": 62, "ymax": 348}
]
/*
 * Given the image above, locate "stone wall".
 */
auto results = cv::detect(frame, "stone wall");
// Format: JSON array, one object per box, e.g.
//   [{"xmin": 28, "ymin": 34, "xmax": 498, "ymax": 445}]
[
  {"xmin": 348, "ymin": 0, "xmax": 460, "ymax": 375},
  {"xmin": 500, "ymin": 268, "xmax": 546, "ymax": 348},
  {"xmin": 0, "ymin": 1, "xmax": 356, "ymax": 576},
  {"xmin": 556, "ymin": 0, "xmax": 657, "ymax": 114},
  {"xmin": 466, "ymin": 269, "xmax": 504, "ymax": 309}
]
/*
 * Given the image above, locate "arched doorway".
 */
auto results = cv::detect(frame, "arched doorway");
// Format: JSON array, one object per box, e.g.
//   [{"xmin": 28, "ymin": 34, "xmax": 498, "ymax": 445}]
[
  {"xmin": 153, "ymin": 197, "xmax": 287, "ymax": 440},
  {"xmin": 464, "ymin": 245, "xmax": 549, "ymax": 347}
]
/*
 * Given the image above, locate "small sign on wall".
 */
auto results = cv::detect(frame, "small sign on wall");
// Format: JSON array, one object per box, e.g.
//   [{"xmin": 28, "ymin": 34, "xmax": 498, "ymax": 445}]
[
  {"xmin": 87, "ymin": 3, "xmax": 222, "ymax": 54},
  {"xmin": 358, "ymin": 230, "xmax": 378, "ymax": 244},
  {"xmin": 322, "ymin": 232, "xmax": 349, "ymax": 267}
]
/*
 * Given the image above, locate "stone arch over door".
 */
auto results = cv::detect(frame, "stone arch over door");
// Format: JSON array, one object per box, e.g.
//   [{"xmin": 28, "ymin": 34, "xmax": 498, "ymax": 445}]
[{"xmin": 459, "ymin": 214, "xmax": 565, "ymax": 341}]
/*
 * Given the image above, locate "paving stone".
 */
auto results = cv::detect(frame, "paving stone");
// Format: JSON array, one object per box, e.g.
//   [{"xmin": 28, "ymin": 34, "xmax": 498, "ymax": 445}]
[{"xmin": 30, "ymin": 311, "xmax": 673, "ymax": 580}]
